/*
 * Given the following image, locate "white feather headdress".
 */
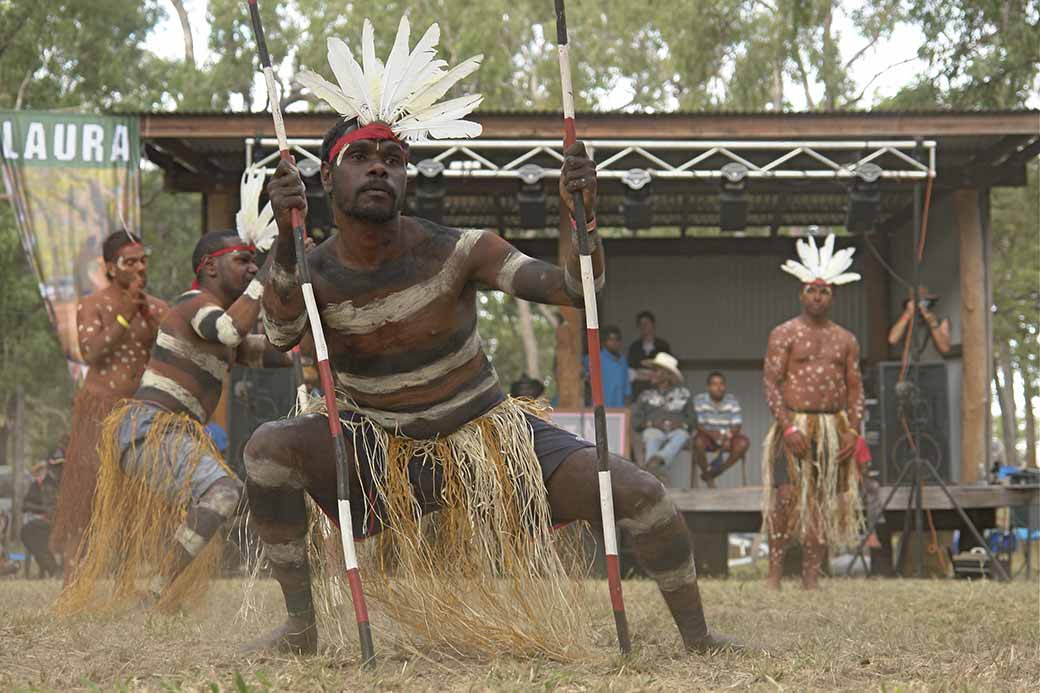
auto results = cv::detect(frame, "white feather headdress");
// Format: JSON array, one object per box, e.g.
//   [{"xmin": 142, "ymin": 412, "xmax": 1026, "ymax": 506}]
[
  {"xmin": 236, "ymin": 166, "xmax": 278, "ymax": 252},
  {"xmin": 296, "ymin": 17, "xmax": 484, "ymax": 142},
  {"xmin": 780, "ymin": 234, "xmax": 861, "ymax": 285}
]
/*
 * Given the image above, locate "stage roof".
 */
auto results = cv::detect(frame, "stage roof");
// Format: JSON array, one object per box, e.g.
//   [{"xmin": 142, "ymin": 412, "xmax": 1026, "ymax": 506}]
[{"xmin": 134, "ymin": 109, "xmax": 1039, "ymax": 234}]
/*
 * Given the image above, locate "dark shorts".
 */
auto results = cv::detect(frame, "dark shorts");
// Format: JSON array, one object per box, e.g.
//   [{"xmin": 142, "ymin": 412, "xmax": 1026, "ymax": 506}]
[{"xmin": 313, "ymin": 411, "xmax": 595, "ymax": 540}]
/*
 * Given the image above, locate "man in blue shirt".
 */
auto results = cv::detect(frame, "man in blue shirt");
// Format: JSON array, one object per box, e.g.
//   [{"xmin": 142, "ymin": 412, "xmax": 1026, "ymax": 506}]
[{"xmin": 584, "ymin": 325, "xmax": 631, "ymax": 408}]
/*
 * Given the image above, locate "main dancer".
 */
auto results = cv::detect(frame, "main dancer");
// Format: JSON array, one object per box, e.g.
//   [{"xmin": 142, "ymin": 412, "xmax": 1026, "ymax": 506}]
[{"xmin": 243, "ymin": 17, "xmax": 739, "ymax": 655}]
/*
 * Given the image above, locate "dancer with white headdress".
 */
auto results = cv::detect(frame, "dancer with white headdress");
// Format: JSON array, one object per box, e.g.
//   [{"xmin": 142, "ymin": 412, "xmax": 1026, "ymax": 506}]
[
  {"xmin": 57, "ymin": 167, "xmax": 292, "ymax": 613},
  {"xmin": 242, "ymin": 15, "xmax": 742, "ymax": 658},
  {"xmin": 762, "ymin": 234, "xmax": 866, "ymax": 590}
]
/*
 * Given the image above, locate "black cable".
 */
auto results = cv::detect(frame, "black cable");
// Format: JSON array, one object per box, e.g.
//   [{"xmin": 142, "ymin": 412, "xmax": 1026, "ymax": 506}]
[{"xmin": 862, "ymin": 232, "xmax": 913, "ymax": 291}]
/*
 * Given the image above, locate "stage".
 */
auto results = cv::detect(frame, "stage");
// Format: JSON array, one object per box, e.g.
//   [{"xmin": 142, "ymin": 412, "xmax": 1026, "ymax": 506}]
[{"xmin": 666, "ymin": 483, "xmax": 1040, "ymax": 576}]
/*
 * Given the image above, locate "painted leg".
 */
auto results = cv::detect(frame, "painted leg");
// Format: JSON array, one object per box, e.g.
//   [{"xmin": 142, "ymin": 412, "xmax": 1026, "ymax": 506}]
[
  {"xmin": 767, "ymin": 483, "xmax": 796, "ymax": 591},
  {"xmin": 801, "ymin": 518, "xmax": 826, "ymax": 590},
  {"xmin": 147, "ymin": 476, "xmax": 242, "ymax": 602},
  {"xmin": 239, "ymin": 417, "xmax": 333, "ymax": 655},
  {"xmin": 547, "ymin": 448, "xmax": 744, "ymax": 653}
]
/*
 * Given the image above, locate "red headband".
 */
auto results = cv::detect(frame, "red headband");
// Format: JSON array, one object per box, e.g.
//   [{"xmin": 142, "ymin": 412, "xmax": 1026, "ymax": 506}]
[
  {"xmin": 327, "ymin": 123, "xmax": 407, "ymax": 164},
  {"xmin": 191, "ymin": 244, "xmax": 255, "ymax": 289}
]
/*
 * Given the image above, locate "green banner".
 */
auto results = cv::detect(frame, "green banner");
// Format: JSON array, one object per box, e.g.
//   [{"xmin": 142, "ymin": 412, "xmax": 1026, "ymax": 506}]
[{"xmin": 0, "ymin": 111, "xmax": 140, "ymax": 374}]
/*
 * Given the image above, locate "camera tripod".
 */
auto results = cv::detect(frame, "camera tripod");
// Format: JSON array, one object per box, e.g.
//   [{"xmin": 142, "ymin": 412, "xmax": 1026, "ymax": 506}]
[
  {"xmin": 849, "ymin": 172, "xmax": 1009, "ymax": 581},
  {"xmin": 847, "ymin": 373, "xmax": 1009, "ymax": 581}
]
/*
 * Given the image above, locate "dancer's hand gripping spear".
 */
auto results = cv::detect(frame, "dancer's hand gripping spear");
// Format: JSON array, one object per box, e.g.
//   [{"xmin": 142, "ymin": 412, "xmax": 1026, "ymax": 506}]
[
  {"xmin": 245, "ymin": 0, "xmax": 376, "ymax": 665},
  {"xmin": 553, "ymin": 0, "xmax": 632, "ymax": 655}
]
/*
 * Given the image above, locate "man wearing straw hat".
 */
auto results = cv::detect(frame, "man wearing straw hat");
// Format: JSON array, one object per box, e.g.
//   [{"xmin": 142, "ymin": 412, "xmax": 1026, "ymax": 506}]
[{"xmin": 631, "ymin": 353, "xmax": 697, "ymax": 482}]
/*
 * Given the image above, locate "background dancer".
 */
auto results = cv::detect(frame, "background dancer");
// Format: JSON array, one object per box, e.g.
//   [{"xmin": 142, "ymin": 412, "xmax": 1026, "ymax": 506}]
[
  {"xmin": 762, "ymin": 235, "xmax": 865, "ymax": 590},
  {"xmin": 51, "ymin": 231, "xmax": 166, "ymax": 578}
]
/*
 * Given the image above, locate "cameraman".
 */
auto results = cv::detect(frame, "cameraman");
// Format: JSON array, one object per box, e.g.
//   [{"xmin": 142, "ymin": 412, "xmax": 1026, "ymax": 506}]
[{"xmin": 888, "ymin": 289, "xmax": 951, "ymax": 357}]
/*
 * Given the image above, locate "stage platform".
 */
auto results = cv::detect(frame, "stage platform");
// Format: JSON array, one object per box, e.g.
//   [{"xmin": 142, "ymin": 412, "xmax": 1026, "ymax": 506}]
[{"xmin": 663, "ymin": 484, "xmax": 1039, "ymax": 577}]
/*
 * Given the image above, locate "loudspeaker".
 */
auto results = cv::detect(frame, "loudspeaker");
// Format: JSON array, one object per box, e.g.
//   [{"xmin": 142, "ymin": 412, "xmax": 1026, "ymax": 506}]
[
  {"xmin": 871, "ymin": 361, "xmax": 952, "ymax": 485},
  {"xmin": 227, "ymin": 365, "xmax": 297, "ymax": 480}
]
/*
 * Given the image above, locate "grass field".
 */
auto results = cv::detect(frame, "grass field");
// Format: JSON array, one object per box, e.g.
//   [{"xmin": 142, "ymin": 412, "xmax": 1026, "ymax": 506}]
[{"xmin": 1, "ymin": 576, "xmax": 1037, "ymax": 691}]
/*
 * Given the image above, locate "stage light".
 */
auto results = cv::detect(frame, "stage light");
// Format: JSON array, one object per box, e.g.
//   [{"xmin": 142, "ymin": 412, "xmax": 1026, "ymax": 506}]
[
  {"xmin": 414, "ymin": 158, "xmax": 446, "ymax": 223},
  {"xmin": 517, "ymin": 164, "xmax": 547, "ymax": 229},
  {"xmin": 846, "ymin": 163, "xmax": 882, "ymax": 232},
  {"xmin": 719, "ymin": 162, "xmax": 748, "ymax": 231},
  {"xmin": 622, "ymin": 168, "xmax": 652, "ymax": 230},
  {"xmin": 297, "ymin": 157, "xmax": 320, "ymax": 177}
]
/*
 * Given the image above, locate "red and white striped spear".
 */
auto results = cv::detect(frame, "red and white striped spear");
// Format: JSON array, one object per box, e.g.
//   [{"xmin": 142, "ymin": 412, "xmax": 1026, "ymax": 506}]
[
  {"xmin": 553, "ymin": 0, "xmax": 632, "ymax": 655},
  {"xmin": 245, "ymin": 0, "xmax": 376, "ymax": 665}
]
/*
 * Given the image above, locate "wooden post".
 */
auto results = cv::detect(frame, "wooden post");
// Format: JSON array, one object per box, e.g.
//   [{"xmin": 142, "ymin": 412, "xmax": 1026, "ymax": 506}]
[
  {"xmin": 9, "ymin": 385, "xmax": 25, "ymax": 544},
  {"xmin": 202, "ymin": 189, "xmax": 238, "ymax": 233},
  {"xmin": 955, "ymin": 189, "xmax": 987, "ymax": 483}
]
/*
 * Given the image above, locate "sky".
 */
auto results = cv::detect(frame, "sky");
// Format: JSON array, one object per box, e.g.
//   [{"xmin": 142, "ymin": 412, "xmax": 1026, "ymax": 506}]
[{"xmin": 146, "ymin": 0, "xmax": 930, "ymax": 111}]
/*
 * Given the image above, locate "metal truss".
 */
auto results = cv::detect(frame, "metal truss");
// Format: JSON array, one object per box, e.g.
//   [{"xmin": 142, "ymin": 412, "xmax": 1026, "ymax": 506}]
[{"xmin": 247, "ymin": 137, "xmax": 936, "ymax": 183}]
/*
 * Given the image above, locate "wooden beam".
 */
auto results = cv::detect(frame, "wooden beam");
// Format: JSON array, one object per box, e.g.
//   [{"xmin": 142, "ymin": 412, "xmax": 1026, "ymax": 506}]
[
  {"xmin": 955, "ymin": 188, "xmax": 988, "ymax": 483},
  {"xmin": 138, "ymin": 110, "xmax": 1040, "ymax": 140},
  {"xmin": 510, "ymin": 235, "xmax": 869, "ymax": 258}
]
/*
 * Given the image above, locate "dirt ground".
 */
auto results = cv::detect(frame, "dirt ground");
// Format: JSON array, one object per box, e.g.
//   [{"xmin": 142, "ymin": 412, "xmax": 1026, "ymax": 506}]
[{"xmin": 1, "ymin": 576, "xmax": 1037, "ymax": 691}]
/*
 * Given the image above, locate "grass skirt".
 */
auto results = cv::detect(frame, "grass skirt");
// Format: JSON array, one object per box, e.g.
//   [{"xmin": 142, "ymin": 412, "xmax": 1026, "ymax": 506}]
[
  {"xmin": 760, "ymin": 412, "xmax": 864, "ymax": 548},
  {"xmin": 50, "ymin": 388, "xmax": 122, "ymax": 554},
  {"xmin": 245, "ymin": 396, "xmax": 597, "ymax": 661},
  {"xmin": 56, "ymin": 402, "xmax": 230, "ymax": 615}
]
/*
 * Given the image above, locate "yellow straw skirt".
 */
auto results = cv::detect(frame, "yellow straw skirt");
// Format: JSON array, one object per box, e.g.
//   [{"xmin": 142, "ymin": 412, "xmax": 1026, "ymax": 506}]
[
  {"xmin": 760, "ymin": 412, "xmax": 864, "ymax": 548},
  {"xmin": 243, "ymin": 396, "xmax": 597, "ymax": 661},
  {"xmin": 56, "ymin": 402, "xmax": 232, "ymax": 615}
]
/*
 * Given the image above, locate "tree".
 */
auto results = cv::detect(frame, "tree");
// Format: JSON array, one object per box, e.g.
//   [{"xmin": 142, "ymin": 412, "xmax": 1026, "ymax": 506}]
[
  {"xmin": 0, "ymin": 1, "xmax": 172, "ymax": 111},
  {"xmin": 898, "ymin": 0, "xmax": 1040, "ymax": 109},
  {"xmin": 991, "ymin": 163, "xmax": 1040, "ymax": 467}
]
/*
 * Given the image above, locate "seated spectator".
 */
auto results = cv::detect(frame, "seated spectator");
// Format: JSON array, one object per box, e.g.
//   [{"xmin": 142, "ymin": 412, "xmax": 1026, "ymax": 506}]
[
  {"xmin": 21, "ymin": 456, "xmax": 63, "ymax": 578},
  {"xmin": 631, "ymin": 353, "xmax": 695, "ymax": 482},
  {"xmin": 510, "ymin": 374, "xmax": 546, "ymax": 400},
  {"xmin": 692, "ymin": 371, "xmax": 750, "ymax": 488},
  {"xmin": 584, "ymin": 325, "xmax": 631, "ymax": 408},
  {"xmin": 627, "ymin": 310, "xmax": 672, "ymax": 400}
]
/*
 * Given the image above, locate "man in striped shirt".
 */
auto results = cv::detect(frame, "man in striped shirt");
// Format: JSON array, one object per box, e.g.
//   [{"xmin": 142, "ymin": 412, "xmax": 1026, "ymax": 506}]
[
  {"xmin": 692, "ymin": 371, "xmax": 750, "ymax": 488},
  {"xmin": 242, "ymin": 118, "xmax": 739, "ymax": 655}
]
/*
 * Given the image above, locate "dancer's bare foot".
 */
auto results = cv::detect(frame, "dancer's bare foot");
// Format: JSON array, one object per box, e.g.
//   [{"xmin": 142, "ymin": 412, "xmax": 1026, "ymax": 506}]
[{"xmin": 239, "ymin": 617, "xmax": 318, "ymax": 656}]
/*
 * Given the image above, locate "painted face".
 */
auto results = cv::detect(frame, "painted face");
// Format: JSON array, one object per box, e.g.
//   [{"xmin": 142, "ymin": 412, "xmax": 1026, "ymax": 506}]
[
  {"xmin": 707, "ymin": 375, "xmax": 726, "ymax": 400},
  {"xmin": 800, "ymin": 282, "xmax": 834, "ymax": 318},
  {"xmin": 108, "ymin": 244, "xmax": 150, "ymax": 290},
  {"xmin": 213, "ymin": 245, "xmax": 258, "ymax": 296},
  {"xmin": 321, "ymin": 138, "xmax": 408, "ymax": 224}
]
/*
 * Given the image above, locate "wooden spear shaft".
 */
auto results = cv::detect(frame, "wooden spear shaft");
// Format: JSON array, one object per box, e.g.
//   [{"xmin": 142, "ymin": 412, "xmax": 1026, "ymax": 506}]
[
  {"xmin": 245, "ymin": 0, "xmax": 376, "ymax": 665},
  {"xmin": 553, "ymin": 0, "xmax": 632, "ymax": 655}
]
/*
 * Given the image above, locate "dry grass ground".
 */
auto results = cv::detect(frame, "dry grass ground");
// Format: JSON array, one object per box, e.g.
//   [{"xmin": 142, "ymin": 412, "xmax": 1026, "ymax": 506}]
[{"xmin": 0, "ymin": 576, "xmax": 1037, "ymax": 691}]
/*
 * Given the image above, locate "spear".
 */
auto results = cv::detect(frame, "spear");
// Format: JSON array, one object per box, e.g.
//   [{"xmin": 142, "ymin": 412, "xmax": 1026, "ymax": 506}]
[
  {"xmin": 245, "ymin": 0, "xmax": 375, "ymax": 665},
  {"xmin": 553, "ymin": 0, "xmax": 631, "ymax": 655}
]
